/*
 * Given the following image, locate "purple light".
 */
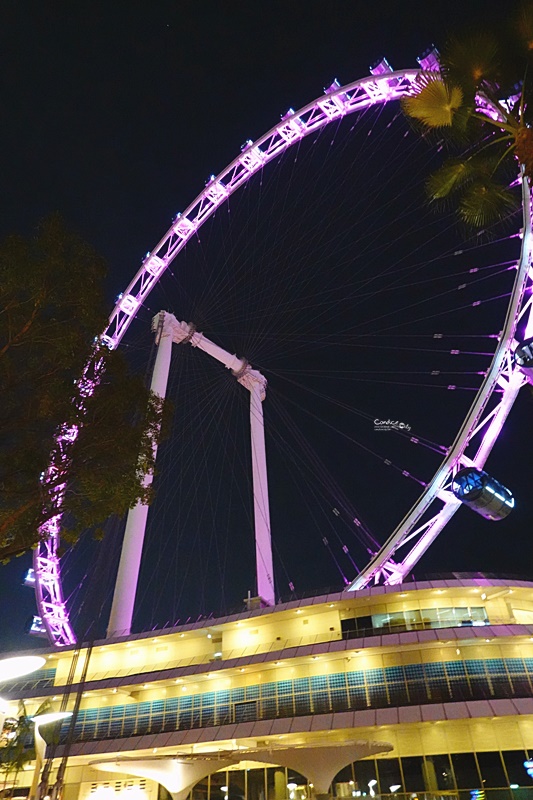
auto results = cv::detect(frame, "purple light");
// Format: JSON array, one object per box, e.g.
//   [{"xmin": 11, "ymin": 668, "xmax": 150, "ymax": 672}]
[
  {"xmin": 370, "ymin": 58, "xmax": 394, "ymax": 76},
  {"xmin": 33, "ymin": 345, "xmax": 107, "ymax": 647}
]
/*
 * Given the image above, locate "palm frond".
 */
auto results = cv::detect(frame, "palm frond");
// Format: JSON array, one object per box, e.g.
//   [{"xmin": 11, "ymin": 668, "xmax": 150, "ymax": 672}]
[
  {"xmin": 441, "ymin": 32, "xmax": 501, "ymax": 89},
  {"xmin": 402, "ymin": 75, "xmax": 463, "ymax": 128},
  {"xmin": 458, "ymin": 179, "xmax": 517, "ymax": 227},
  {"xmin": 515, "ymin": 2, "xmax": 533, "ymax": 52},
  {"xmin": 427, "ymin": 159, "xmax": 474, "ymax": 199}
]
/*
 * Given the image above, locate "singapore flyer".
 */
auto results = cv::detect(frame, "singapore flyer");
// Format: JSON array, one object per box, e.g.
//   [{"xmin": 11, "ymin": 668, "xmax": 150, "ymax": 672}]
[
  {"xmin": 0, "ymin": 3, "xmax": 531, "ymax": 652},
  {"xmin": 32, "ymin": 72, "xmax": 533, "ymax": 646},
  {"xmin": 4, "ymin": 11, "xmax": 533, "ymax": 800}
]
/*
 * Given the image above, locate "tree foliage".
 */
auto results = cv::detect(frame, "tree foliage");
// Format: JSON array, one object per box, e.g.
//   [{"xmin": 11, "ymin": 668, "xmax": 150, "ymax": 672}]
[
  {"xmin": 401, "ymin": 4, "xmax": 533, "ymax": 227},
  {"xmin": 0, "ymin": 700, "xmax": 50, "ymax": 779},
  {"xmin": 0, "ymin": 216, "xmax": 166, "ymax": 560}
]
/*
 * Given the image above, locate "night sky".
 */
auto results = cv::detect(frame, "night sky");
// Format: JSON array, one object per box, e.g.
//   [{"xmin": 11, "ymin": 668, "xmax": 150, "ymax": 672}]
[{"xmin": 0, "ymin": 1, "xmax": 530, "ymax": 653}]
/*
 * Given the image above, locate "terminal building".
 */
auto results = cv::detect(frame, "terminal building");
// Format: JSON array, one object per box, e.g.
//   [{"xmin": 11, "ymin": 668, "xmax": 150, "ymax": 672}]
[{"xmin": 1, "ymin": 576, "xmax": 533, "ymax": 800}]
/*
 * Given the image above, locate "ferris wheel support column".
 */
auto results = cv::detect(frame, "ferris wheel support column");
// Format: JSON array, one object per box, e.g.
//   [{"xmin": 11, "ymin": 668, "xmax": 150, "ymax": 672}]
[
  {"xmin": 240, "ymin": 371, "xmax": 275, "ymax": 606},
  {"xmin": 106, "ymin": 312, "xmax": 174, "ymax": 639},
  {"xmin": 184, "ymin": 326, "xmax": 276, "ymax": 605}
]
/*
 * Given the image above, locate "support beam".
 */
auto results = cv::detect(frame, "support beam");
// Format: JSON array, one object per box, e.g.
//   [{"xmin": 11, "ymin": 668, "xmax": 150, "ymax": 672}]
[
  {"xmin": 165, "ymin": 318, "xmax": 276, "ymax": 605},
  {"xmin": 91, "ymin": 757, "xmax": 237, "ymax": 800},
  {"xmin": 91, "ymin": 740, "xmax": 392, "ymax": 800},
  {"xmin": 239, "ymin": 369, "xmax": 275, "ymax": 605},
  {"xmin": 107, "ymin": 313, "xmax": 175, "ymax": 638},
  {"xmin": 107, "ymin": 312, "xmax": 276, "ymax": 639}
]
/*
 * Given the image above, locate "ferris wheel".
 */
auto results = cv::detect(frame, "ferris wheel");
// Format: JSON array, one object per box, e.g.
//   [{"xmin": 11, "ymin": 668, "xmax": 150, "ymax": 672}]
[{"xmin": 32, "ymin": 54, "xmax": 533, "ymax": 648}]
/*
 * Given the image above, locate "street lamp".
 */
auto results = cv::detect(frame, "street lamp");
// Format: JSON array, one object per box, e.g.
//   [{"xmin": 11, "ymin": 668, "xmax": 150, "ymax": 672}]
[
  {"xmin": 0, "ymin": 657, "xmax": 46, "ymax": 683},
  {"xmin": 0, "ymin": 656, "xmax": 46, "ymax": 733},
  {"xmin": 28, "ymin": 711, "xmax": 72, "ymax": 800}
]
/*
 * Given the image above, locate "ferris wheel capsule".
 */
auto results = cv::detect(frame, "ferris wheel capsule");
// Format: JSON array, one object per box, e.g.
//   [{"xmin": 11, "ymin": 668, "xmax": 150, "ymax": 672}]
[
  {"xmin": 513, "ymin": 337, "xmax": 533, "ymax": 383},
  {"xmin": 451, "ymin": 468, "xmax": 515, "ymax": 521}
]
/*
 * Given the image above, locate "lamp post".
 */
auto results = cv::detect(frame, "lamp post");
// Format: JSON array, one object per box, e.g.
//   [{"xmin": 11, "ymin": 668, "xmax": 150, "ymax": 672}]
[
  {"xmin": 28, "ymin": 712, "xmax": 72, "ymax": 800},
  {"xmin": 0, "ymin": 656, "xmax": 46, "ymax": 734}
]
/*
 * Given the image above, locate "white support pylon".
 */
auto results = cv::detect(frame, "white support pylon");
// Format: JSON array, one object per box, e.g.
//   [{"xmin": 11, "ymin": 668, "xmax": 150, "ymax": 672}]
[
  {"xmin": 185, "ymin": 322, "xmax": 275, "ymax": 606},
  {"xmin": 107, "ymin": 312, "xmax": 275, "ymax": 639},
  {"xmin": 237, "ymin": 367, "xmax": 275, "ymax": 606},
  {"xmin": 107, "ymin": 312, "xmax": 176, "ymax": 638}
]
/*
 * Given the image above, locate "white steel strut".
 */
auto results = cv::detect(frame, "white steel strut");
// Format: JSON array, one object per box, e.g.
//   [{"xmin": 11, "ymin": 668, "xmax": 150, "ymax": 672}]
[
  {"xmin": 107, "ymin": 313, "xmax": 174, "ymax": 637},
  {"xmin": 107, "ymin": 312, "xmax": 275, "ymax": 638}
]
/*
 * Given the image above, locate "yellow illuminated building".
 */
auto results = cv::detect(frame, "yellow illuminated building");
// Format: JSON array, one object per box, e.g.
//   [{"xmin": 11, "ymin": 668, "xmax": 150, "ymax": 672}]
[{"xmin": 1, "ymin": 577, "xmax": 533, "ymax": 800}]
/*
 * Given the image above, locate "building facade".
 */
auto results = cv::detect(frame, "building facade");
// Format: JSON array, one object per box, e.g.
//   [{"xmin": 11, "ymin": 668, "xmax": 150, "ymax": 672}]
[{"xmin": 1, "ymin": 577, "xmax": 533, "ymax": 800}]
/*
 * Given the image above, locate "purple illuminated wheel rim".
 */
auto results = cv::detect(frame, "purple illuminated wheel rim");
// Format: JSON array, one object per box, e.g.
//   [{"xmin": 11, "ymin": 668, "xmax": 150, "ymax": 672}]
[{"xmin": 34, "ymin": 64, "xmax": 533, "ymax": 646}]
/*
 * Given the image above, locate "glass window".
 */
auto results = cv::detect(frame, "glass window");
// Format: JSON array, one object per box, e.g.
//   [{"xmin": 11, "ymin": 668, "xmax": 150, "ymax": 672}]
[
  {"xmin": 420, "ymin": 608, "xmax": 438, "ymax": 628},
  {"xmin": 334, "ymin": 765, "xmax": 354, "ymax": 784},
  {"xmin": 348, "ymin": 685, "xmax": 367, "ymax": 710},
  {"xmin": 446, "ymin": 661, "xmax": 467, "ymax": 677},
  {"xmin": 287, "ymin": 770, "xmax": 308, "ymax": 797},
  {"xmin": 354, "ymin": 759, "xmax": 378, "ymax": 796},
  {"xmin": 329, "ymin": 673, "xmax": 347, "ymax": 689},
  {"xmin": 367, "ymin": 684, "xmax": 388, "ymax": 707},
  {"xmin": 234, "ymin": 701, "xmax": 258, "ymax": 723},
  {"xmin": 312, "ymin": 691, "xmax": 330, "ymax": 714},
  {"xmin": 278, "ymin": 696, "xmax": 295, "ymax": 716},
  {"xmin": 355, "ymin": 615, "xmax": 373, "ymax": 635},
  {"xmin": 347, "ymin": 671, "xmax": 365, "ymax": 686},
  {"xmin": 294, "ymin": 677, "xmax": 310, "ymax": 693},
  {"xmin": 294, "ymin": 694, "xmax": 311, "ymax": 715},
  {"xmin": 366, "ymin": 669, "xmax": 385, "ymax": 685},
  {"xmin": 210, "ymin": 771, "xmax": 228, "ymax": 800},
  {"xmin": 260, "ymin": 698, "xmax": 277, "ymax": 718},
  {"xmin": 228, "ymin": 769, "xmax": 245, "ymax": 800},
  {"xmin": 466, "ymin": 661, "xmax": 486, "ymax": 675},
  {"xmin": 341, "ymin": 615, "xmax": 373, "ymax": 637},
  {"xmin": 502, "ymin": 751, "xmax": 530, "ymax": 786},
  {"xmin": 247, "ymin": 768, "xmax": 266, "ymax": 800},
  {"xmin": 425, "ymin": 755, "xmax": 455, "ymax": 790},
  {"xmin": 216, "ymin": 705, "xmax": 231, "ymax": 725},
  {"xmin": 406, "ymin": 680, "xmax": 428, "ymax": 704},
  {"xmin": 486, "ymin": 659, "xmax": 507, "ymax": 674},
  {"xmin": 400, "ymin": 757, "xmax": 425, "ymax": 793},
  {"xmin": 330, "ymin": 689, "xmax": 350, "ymax": 712},
  {"xmin": 477, "ymin": 752, "xmax": 508, "ymax": 788},
  {"xmin": 377, "ymin": 758, "xmax": 402, "ymax": 794},
  {"xmin": 385, "ymin": 666, "xmax": 404, "ymax": 682},
  {"xmin": 404, "ymin": 664, "xmax": 424, "ymax": 680},
  {"xmin": 449, "ymin": 677, "xmax": 472, "ymax": 701},
  {"xmin": 451, "ymin": 753, "xmax": 481, "ymax": 789},
  {"xmin": 192, "ymin": 776, "xmax": 209, "ymax": 800},
  {"xmin": 509, "ymin": 674, "xmax": 532, "ymax": 696},
  {"xmin": 277, "ymin": 681, "xmax": 293, "ymax": 696},
  {"xmin": 266, "ymin": 767, "xmax": 287, "ymax": 800},
  {"xmin": 386, "ymin": 681, "xmax": 409, "ymax": 707}
]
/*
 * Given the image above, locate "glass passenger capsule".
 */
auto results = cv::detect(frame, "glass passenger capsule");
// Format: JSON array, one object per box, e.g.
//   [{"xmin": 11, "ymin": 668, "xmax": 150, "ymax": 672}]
[
  {"xmin": 451, "ymin": 468, "xmax": 514, "ymax": 521},
  {"xmin": 513, "ymin": 337, "xmax": 533, "ymax": 383}
]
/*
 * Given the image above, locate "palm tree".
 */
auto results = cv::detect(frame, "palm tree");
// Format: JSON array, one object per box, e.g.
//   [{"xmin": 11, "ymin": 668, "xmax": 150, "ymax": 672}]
[
  {"xmin": 0, "ymin": 701, "xmax": 51, "ymax": 795},
  {"xmin": 402, "ymin": 7, "xmax": 533, "ymax": 227}
]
